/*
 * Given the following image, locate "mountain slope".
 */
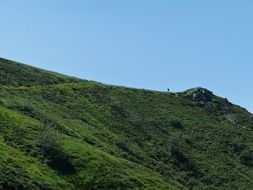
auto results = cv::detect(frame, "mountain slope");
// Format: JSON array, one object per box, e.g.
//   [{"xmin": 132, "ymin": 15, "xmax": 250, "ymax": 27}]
[
  {"xmin": 0, "ymin": 58, "xmax": 253, "ymax": 189},
  {"xmin": 0, "ymin": 58, "xmax": 81, "ymax": 86}
]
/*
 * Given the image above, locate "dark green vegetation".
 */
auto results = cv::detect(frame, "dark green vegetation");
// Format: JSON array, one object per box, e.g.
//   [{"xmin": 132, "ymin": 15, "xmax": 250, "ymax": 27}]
[{"xmin": 0, "ymin": 57, "xmax": 253, "ymax": 190}]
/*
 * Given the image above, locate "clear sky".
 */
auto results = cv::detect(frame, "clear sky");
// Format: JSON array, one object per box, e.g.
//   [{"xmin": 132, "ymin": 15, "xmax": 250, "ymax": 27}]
[{"xmin": 0, "ymin": 1, "xmax": 252, "ymax": 112}]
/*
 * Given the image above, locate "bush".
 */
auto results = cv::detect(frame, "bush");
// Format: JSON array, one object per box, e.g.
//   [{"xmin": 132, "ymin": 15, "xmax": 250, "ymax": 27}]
[
  {"xmin": 240, "ymin": 150, "xmax": 253, "ymax": 166},
  {"xmin": 36, "ymin": 126, "xmax": 75, "ymax": 174},
  {"xmin": 169, "ymin": 117, "xmax": 184, "ymax": 129}
]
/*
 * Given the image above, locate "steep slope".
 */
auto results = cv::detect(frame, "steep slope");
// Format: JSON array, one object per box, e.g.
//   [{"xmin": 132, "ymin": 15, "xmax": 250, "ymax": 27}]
[
  {"xmin": 0, "ymin": 58, "xmax": 253, "ymax": 189},
  {"xmin": 0, "ymin": 58, "xmax": 80, "ymax": 86}
]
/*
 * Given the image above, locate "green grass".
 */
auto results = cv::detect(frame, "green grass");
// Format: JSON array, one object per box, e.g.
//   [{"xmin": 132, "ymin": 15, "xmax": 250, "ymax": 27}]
[{"xmin": 0, "ymin": 58, "xmax": 253, "ymax": 189}]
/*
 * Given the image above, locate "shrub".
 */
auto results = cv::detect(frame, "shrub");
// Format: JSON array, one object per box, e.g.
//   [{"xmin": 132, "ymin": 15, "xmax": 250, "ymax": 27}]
[
  {"xmin": 240, "ymin": 150, "xmax": 253, "ymax": 167},
  {"xmin": 36, "ymin": 126, "xmax": 75, "ymax": 174},
  {"xmin": 169, "ymin": 117, "xmax": 184, "ymax": 129}
]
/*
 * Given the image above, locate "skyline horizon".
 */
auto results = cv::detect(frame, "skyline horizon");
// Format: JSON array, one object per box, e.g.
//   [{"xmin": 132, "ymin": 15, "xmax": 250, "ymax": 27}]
[
  {"xmin": 1, "ymin": 55, "xmax": 252, "ymax": 113},
  {"xmin": 0, "ymin": 1, "xmax": 252, "ymax": 113}
]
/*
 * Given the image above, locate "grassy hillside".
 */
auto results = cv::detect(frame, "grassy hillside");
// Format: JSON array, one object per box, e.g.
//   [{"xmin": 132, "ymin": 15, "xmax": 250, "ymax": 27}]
[{"xmin": 0, "ymin": 58, "xmax": 253, "ymax": 189}]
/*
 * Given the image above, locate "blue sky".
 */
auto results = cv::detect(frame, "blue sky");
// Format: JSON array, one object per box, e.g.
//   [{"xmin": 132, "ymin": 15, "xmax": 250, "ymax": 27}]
[{"xmin": 0, "ymin": 1, "xmax": 252, "ymax": 112}]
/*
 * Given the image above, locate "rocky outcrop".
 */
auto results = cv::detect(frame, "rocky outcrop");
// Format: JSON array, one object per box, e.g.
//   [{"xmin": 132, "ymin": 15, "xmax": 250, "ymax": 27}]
[{"xmin": 184, "ymin": 87, "xmax": 214, "ymax": 102}]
